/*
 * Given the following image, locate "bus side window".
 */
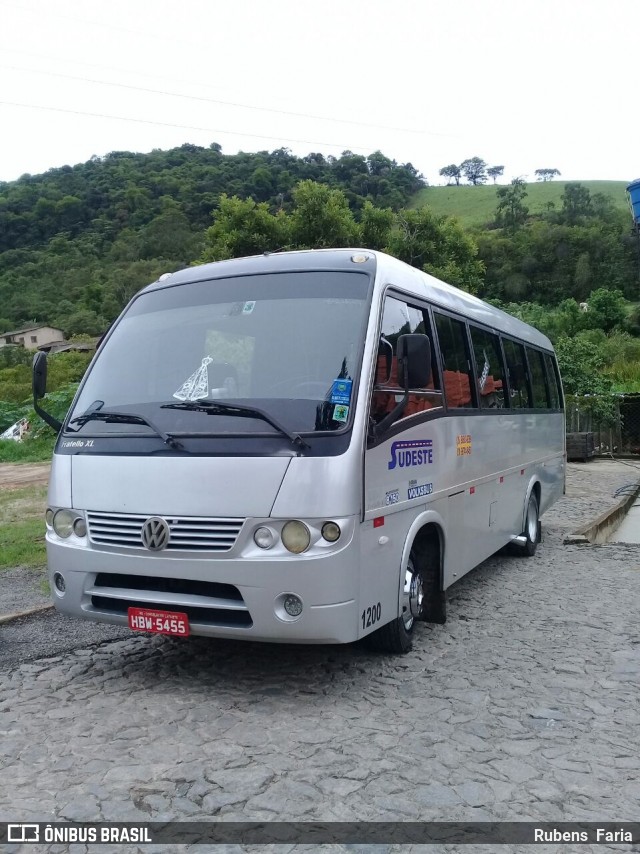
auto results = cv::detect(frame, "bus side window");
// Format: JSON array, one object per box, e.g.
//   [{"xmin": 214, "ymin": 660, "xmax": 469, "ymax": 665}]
[
  {"xmin": 526, "ymin": 347, "xmax": 549, "ymax": 408},
  {"xmin": 434, "ymin": 313, "xmax": 476, "ymax": 409},
  {"xmin": 469, "ymin": 326, "xmax": 507, "ymax": 409},
  {"xmin": 502, "ymin": 339, "xmax": 530, "ymax": 408},
  {"xmin": 371, "ymin": 296, "xmax": 441, "ymax": 425},
  {"xmin": 544, "ymin": 353, "xmax": 562, "ymax": 409}
]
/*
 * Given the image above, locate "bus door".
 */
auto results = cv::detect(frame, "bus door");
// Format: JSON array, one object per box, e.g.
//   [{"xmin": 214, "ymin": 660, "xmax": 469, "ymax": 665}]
[{"xmin": 362, "ymin": 294, "xmax": 442, "ymax": 620}]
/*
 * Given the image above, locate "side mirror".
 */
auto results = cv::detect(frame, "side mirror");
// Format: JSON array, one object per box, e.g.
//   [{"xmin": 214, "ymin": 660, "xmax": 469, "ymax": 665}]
[
  {"xmin": 32, "ymin": 351, "xmax": 48, "ymax": 399},
  {"xmin": 369, "ymin": 333, "xmax": 433, "ymax": 446},
  {"xmin": 397, "ymin": 333, "xmax": 432, "ymax": 389},
  {"xmin": 32, "ymin": 351, "xmax": 62, "ymax": 432}
]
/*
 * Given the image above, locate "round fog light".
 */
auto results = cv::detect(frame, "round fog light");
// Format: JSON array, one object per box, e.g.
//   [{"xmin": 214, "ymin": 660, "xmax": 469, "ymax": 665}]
[
  {"xmin": 53, "ymin": 572, "xmax": 66, "ymax": 593},
  {"xmin": 283, "ymin": 594, "xmax": 303, "ymax": 617},
  {"xmin": 321, "ymin": 521, "xmax": 341, "ymax": 542},
  {"xmin": 254, "ymin": 526, "xmax": 275, "ymax": 549}
]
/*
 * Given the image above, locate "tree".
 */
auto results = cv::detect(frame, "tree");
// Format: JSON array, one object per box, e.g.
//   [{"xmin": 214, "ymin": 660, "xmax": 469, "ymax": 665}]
[
  {"xmin": 62, "ymin": 309, "xmax": 108, "ymax": 338},
  {"xmin": 495, "ymin": 178, "xmax": 529, "ymax": 232},
  {"xmin": 360, "ymin": 201, "xmax": 394, "ymax": 250},
  {"xmin": 487, "ymin": 165, "xmax": 504, "ymax": 184},
  {"xmin": 439, "ymin": 164, "xmax": 462, "ymax": 186},
  {"xmin": 460, "ymin": 157, "xmax": 488, "ymax": 186},
  {"xmin": 289, "ymin": 181, "xmax": 360, "ymax": 249},
  {"xmin": 581, "ymin": 287, "xmax": 627, "ymax": 333},
  {"xmin": 198, "ymin": 195, "xmax": 289, "ymax": 262},
  {"xmin": 554, "ymin": 333, "xmax": 619, "ymax": 426},
  {"xmin": 384, "ymin": 207, "xmax": 484, "ymax": 293},
  {"xmin": 561, "ymin": 183, "xmax": 593, "ymax": 225},
  {"xmin": 534, "ymin": 168, "xmax": 561, "ymax": 181}
]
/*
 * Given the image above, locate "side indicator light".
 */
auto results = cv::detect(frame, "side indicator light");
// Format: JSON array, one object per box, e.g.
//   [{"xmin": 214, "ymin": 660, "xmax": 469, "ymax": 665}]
[{"xmin": 373, "ymin": 517, "xmax": 385, "ymax": 528}]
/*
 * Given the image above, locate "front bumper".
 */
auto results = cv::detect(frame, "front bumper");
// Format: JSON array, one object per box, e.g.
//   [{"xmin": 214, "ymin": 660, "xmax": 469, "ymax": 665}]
[{"xmin": 46, "ymin": 534, "xmax": 361, "ymax": 645}]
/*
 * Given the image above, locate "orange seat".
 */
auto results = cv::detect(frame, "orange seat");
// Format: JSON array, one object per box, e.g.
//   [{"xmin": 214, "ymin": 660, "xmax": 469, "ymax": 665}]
[
  {"xmin": 372, "ymin": 354, "xmax": 436, "ymax": 421},
  {"xmin": 443, "ymin": 370, "xmax": 472, "ymax": 408}
]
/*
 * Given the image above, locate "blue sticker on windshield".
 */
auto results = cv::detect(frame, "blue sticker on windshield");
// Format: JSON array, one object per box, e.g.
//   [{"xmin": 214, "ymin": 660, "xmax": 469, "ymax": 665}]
[{"xmin": 330, "ymin": 379, "xmax": 352, "ymax": 405}]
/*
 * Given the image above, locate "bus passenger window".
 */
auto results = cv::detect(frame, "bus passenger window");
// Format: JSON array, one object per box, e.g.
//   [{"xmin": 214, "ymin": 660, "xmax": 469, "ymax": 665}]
[
  {"xmin": 469, "ymin": 326, "xmax": 507, "ymax": 409},
  {"xmin": 544, "ymin": 353, "xmax": 562, "ymax": 409},
  {"xmin": 502, "ymin": 339, "xmax": 530, "ymax": 409},
  {"xmin": 434, "ymin": 313, "xmax": 476, "ymax": 409},
  {"xmin": 370, "ymin": 296, "xmax": 441, "ymax": 425},
  {"xmin": 527, "ymin": 348, "xmax": 549, "ymax": 408}
]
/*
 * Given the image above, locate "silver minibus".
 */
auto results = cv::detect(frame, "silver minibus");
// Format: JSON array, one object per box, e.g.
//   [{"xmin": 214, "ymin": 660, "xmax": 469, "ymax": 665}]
[{"xmin": 34, "ymin": 249, "xmax": 565, "ymax": 653}]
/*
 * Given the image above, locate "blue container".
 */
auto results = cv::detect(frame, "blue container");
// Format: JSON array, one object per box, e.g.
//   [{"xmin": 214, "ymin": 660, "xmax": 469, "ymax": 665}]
[{"xmin": 628, "ymin": 179, "xmax": 640, "ymax": 225}]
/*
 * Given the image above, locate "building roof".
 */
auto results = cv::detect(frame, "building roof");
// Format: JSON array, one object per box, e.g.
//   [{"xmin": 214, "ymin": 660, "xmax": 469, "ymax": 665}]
[{"xmin": 0, "ymin": 324, "xmax": 63, "ymax": 337}]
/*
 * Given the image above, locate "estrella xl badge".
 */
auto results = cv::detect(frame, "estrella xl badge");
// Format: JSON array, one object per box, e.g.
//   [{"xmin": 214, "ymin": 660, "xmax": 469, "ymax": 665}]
[{"xmin": 388, "ymin": 439, "xmax": 433, "ymax": 470}]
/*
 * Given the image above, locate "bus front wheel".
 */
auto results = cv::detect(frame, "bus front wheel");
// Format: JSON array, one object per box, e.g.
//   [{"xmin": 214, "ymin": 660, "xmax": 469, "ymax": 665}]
[{"xmin": 367, "ymin": 550, "xmax": 425, "ymax": 655}]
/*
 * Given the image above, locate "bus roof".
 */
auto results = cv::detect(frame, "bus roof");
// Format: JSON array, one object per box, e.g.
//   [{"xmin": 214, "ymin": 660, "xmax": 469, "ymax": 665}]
[{"xmin": 142, "ymin": 249, "xmax": 553, "ymax": 352}]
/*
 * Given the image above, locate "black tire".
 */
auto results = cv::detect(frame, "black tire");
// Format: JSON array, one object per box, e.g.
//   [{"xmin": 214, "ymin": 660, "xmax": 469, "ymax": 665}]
[
  {"xmin": 366, "ymin": 611, "xmax": 414, "ymax": 654},
  {"xmin": 521, "ymin": 491, "xmax": 540, "ymax": 557},
  {"xmin": 366, "ymin": 553, "xmax": 421, "ymax": 654},
  {"xmin": 367, "ymin": 537, "xmax": 444, "ymax": 654}
]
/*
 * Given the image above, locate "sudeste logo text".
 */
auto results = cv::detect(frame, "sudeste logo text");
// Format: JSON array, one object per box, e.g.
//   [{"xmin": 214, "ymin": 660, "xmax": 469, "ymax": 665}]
[{"xmin": 388, "ymin": 439, "xmax": 433, "ymax": 470}]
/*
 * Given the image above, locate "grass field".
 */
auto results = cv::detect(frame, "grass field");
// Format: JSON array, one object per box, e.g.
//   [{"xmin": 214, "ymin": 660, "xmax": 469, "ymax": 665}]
[
  {"xmin": 411, "ymin": 180, "xmax": 630, "ymax": 227},
  {"xmin": 0, "ymin": 484, "xmax": 47, "ymax": 569},
  {"xmin": 0, "ymin": 436, "xmax": 55, "ymax": 463}
]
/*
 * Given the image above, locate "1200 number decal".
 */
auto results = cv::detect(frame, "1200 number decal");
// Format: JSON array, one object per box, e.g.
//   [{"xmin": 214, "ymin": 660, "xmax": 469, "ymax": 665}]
[{"xmin": 361, "ymin": 602, "xmax": 382, "ymax": 630}]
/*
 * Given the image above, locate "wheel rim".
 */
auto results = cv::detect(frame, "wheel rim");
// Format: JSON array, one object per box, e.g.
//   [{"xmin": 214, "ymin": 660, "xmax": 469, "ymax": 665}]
[
  {"xmin": 402, "ymin": 558, "xmax": 424, "ymax": 630},
  {"xmin": 526, "ymin": 496, "xmax": 538, "ymax": 542}
]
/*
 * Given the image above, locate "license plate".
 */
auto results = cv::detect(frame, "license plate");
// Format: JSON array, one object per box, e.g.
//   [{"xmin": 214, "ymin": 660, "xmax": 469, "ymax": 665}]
[{"xmin": 128, "ymin": 607, "xmax": 190, "ymax": 637}]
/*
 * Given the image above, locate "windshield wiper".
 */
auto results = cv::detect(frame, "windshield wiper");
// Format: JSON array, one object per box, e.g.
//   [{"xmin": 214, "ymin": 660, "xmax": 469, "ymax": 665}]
[
  {"xmin": 160, "ymin": 400, "xmax": 310, "ymax": 450},
  {"xmin": 68, "ymin": 410, "xmax": 184, "ymax": 450}
]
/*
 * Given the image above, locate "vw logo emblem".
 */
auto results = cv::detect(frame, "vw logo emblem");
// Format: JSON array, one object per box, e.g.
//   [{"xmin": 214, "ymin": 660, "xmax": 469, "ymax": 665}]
[{"xmin": 141, "ymin": 517, "xmax": 170, "ymax": 551}]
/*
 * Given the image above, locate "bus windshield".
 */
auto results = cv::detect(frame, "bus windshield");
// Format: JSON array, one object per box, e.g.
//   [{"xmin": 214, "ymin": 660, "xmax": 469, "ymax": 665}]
[{"xmin": 68, "ymin": 270, "xmax": 371, "ymax": 438}]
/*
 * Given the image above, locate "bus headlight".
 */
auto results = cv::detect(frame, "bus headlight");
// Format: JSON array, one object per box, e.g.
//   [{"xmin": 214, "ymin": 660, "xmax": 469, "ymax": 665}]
[
  {"xmin": 53, "ymin": 509, "xmax": 75, "ymax": 538},
  {"xmin": 73, "ymin": 517, "xmax": 87, "ymax": 538},
  {"xmin": 281, "ymin": 520, "xmax": 310, "ymax": 554},
  {"xmin": 321, "ymin": 521, "xmax": 341, "ymax": 542},
  {"xmin": 254, "ymin": 526, "xmax": 276, "ymax": 549},
  {"xmin": 45, "ymin": 508, "xmax": 54, "ymax": 528},
  {"xmin": 52, "ymin": 509, "xmax": 87, "ymax": 539}
]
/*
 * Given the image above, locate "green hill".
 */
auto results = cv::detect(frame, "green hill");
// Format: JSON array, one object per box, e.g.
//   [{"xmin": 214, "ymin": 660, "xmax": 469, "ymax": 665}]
[{"xmin": 412, "ymin": 180, "xmax": 631, "ymax": 227}]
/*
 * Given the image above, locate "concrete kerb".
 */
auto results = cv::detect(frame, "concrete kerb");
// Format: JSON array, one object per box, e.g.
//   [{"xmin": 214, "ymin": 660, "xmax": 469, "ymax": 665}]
[
  {"xmin": 564, "ymin": 479, "xmax": 640, "ymax": 545},
  {"xmin": 0, "ymin": 602, "xmax": 54, "ymax": 625}
]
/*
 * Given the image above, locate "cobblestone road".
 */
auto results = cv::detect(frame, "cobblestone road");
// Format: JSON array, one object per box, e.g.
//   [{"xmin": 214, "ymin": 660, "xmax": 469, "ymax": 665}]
[{"xmin": 1, "ymin": 460, "xmax": 639, "ymax": 853}]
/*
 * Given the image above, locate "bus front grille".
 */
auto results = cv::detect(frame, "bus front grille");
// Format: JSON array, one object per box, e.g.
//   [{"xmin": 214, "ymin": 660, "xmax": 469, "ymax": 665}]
[
  {"xmin": 88, "ymin": 573, "xmax": 252, "ymax": 628},
  {"xmin": 86, "ymin": 511, "xmax": 244, "ymax": 552}
]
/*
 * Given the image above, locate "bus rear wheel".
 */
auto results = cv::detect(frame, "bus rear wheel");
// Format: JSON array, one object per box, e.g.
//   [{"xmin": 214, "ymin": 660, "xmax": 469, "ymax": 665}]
[{"xmin": 518, "ymin": 491, "xmax": 540, "ymax": 557}]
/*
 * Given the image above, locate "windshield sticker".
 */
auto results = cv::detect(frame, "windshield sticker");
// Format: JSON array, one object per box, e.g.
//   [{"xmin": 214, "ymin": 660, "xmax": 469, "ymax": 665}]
[
  {"xmin": 173, "ymin": 356, "xmax": 213, "ymax": 401},
  {"xmin": 457, "ymin": 434, "xmax": 472, "ymax": 456},
  {"xmin": 333, "ymin": 404, "xmax": 349, "ymax": 422},
  {"xmin": 388, "ymin": 439, "xmax": 433, "ymax": 470},
  {"xmin": 330, "ymin": 379, "xmax": 353, "ymax": 406},
  {"xmin": 242, "ymin": 301, "xmax": 256, "ymax": 314},
  {"xmin": 385, "ymin": 489, "xmax": 400, "ymax": 506},
  {"xmin": 408, "ymin": 481, "xmax": 433, "ymax": 500}
]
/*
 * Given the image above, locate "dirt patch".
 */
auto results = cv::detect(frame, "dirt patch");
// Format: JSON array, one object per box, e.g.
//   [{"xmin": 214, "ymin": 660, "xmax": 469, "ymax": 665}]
[
  {"xmin": 0, "ymin": 463, "xmax": 50, "ymax": 490},
  {"xmin": 0, "ymin": 486, "xmax": 47, "ymax": 524}
]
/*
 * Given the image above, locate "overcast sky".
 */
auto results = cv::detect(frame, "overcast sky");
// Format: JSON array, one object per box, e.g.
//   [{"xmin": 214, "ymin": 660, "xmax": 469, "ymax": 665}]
[{"xmin": 1, "ymin": 0, "xmax": 638, "ymax": 185}]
